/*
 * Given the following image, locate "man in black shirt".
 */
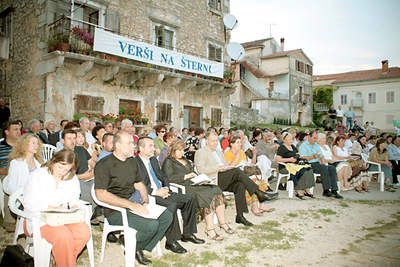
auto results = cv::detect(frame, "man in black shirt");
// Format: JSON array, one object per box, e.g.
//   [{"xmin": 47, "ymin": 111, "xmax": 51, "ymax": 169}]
[
  {"xmin": 327, "ymin": 105, "xmax": 337, "ymax": 130},
  {"xmin": 94, "ymin": 131, "xmax": 172, "ymax": 265}
]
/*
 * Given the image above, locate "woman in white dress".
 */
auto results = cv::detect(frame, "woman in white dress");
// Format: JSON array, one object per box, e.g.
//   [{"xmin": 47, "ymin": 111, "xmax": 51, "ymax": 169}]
[{"xmin": 3, "ymin": 133, "xmax": 43, "ymax": 195}]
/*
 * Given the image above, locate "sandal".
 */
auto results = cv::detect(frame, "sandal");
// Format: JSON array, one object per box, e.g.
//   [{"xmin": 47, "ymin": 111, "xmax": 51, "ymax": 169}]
[
  {"xmin": 205, "ymin": 228, "xmax": 223, "ymax": 241},
  {"xmin": 219, "ymin": 223, "xmax": 235, "ymax": 234},
  {"xmin": 295, "ymin": 192, "xmax": 305, "ymax": 200},
  {"xmin": 250, "ymin": 207, "xmax": 264, "ymax": 216},
  {"xmin": 260, "ymin": 206, "xmax": 275, "ymax": 213},
  {"xmin": 303, "ymin": 192, "xmax": 315, "ymax": 198}
]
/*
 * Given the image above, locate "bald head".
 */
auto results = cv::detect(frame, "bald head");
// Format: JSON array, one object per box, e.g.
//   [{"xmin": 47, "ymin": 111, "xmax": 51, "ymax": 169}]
[{"xmin": 113, "ymin": 130, "xmax": 134, "ymax": 159}]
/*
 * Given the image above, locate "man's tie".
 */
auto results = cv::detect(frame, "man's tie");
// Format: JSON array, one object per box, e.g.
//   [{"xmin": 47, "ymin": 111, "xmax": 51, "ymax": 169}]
[{"xmin": 148, "ymin": 162, "xmax": 162, "ymax": 189}]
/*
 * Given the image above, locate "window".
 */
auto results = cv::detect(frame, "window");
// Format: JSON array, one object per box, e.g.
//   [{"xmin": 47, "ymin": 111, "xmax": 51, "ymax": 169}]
[
  {"xmin": 340, "ymin": 94, "xmax": 347, "ymax": 105},
  {"xmin": 156, "ymin": 103, "xmax": 172, "ymax": 123},
  {"xmin": 386, "ymin": 91, "xmax": 394, "ymax": 103},
  {"xmin": 0, "ymin": 8, "xmax": 12, "ymax": 38},
  {"xmin": 72, "ymin": 3, "xmax": 101, "ymax": 34},
  {"xmin": 119, "ymin": 99, "xmax": 141, "ymax": 114},
  {"xmin": 208, "ymin": 0, "xmax": 222, "ymax": 11},
  {"xmin": 306, "ymin": 64, "xmax": 313, "ymax": 75},
  {"xmin": 211, "ymin": 108, "xmax": 222, "ymax": 127},
  {"xmin": 74, "ymin": 95, "xmax": 104, "ymax": 114},
  {"xmin": 368, "ymin": 92, "xmax": 376, "ymax": 104},
  {"xmin": 155, "ymin": 25, "xmax": 174, "ymax": 50},
  {"xmin": 208, "ymin": 43, "xmax": 222, "ymax": 62},
  {"xmin": 295, "ymin": 60, "xmax": 304, "ymax": 73},
  {"xmin": 298, "ymin": 86, "xmax": 303, "ymax": 102}
]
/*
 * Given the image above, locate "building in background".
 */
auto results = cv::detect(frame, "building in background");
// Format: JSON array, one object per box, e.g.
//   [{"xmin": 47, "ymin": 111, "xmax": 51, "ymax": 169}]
[
  {"xmin": 0, "ymin": 0, "xmax": 234, "ymax": 130},
  {"xmin": 314, "ymin": 60, "xmax": 400, "ymax": 131},
  {"xmin": 230, "ymin": 37, "xmax": 313, "ymax": 126}
]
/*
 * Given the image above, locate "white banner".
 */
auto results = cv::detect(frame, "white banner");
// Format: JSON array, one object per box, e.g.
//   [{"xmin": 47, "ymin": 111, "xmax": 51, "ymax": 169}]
[{"xmin": 93, "ymin": 28, "xmax": 224, "ymax": 78}]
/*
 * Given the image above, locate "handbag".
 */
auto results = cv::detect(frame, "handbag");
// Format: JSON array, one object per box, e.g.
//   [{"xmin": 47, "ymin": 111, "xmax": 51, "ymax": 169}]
[
  {"xmin": 0, "ymin": 244, "xmax": 34, "ymax": 267},
  {"xmin": 41, "ymin": 208, "xmax": 85, "ymax": 227}
]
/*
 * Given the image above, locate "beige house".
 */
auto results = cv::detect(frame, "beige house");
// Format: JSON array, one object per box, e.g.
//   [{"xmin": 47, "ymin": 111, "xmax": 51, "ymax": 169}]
[
  {"xmin": 314, "ymin": 60, "xmax": 400, "ymax": 131},
  {"xmin": 0, "ymin": 0, "xmax": 234, "ymax": 130},
  {"xmin": 230, "ymin": 38, "xmax": 313, "ymax": 126}
]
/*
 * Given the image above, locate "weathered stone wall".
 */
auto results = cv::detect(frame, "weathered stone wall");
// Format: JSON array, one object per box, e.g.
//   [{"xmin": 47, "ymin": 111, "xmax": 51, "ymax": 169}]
[
  {"xmin": 0, "ymin": 0, "xmax": 46, "ymax": 122},
  {"xmin": 3, "ymin": 0, "xmax": 230, "ymax": 126},
  {"xmin": 230, "ymin": 105, "xmax": 270, "ymax": 126}
]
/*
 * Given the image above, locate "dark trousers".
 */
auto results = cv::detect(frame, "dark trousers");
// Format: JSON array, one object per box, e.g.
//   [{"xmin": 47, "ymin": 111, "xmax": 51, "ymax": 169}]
[
  {"xmin": 107, "ymin": 209, "xmax": 172, "ymax": 251},
  {"xmin": 155, "ymin": 192, "xmax": 198, "ymax": 242},
  {"xmin": 310, "ymin": 162, "xmax": 339, "ymax": 191},
  {"xmin": 218, "ymin": 167, "xmax": 259, "ymax": 216},
  {"xmin": 390, "ymin": 160, "xmax": 400, "ymax": 183}
]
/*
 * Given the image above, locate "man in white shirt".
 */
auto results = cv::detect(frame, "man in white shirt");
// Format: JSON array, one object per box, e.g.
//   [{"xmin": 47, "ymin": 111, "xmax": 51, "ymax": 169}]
[
  {"xmin": 79, "ymin": 117, "xmax": 96, "ymax": 145},
  {"xmin": 336, "ymin": 105, "xmax": 344, "ymax": 124}
]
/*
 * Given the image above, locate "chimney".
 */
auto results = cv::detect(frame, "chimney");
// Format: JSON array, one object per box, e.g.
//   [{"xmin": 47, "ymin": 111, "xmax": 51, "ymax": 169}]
[
  {"xmin": 381, "ymin": 60, "xmax": 389, "ymax": 74},
  {"xmin": 280, "ymin": 38, "xmax": 285, "ymax": 51}
]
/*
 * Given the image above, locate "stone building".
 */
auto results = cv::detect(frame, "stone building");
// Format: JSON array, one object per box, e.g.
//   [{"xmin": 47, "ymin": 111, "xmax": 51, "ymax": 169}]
[
  {"xmin": 0, "ymin": 0, "xmax": 234, "ymax": 130},
  {"xmin": 230, "ymin": 38, "xmax": 313, "ymax": 126},
  {"xmin": 314, "ymin": 60, "xmax": 400, "ymax": 131}
]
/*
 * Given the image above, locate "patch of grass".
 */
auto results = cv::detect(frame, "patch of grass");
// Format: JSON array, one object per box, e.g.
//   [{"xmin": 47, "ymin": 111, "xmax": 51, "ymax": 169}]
[
  {"xmin": 150, "ymin": 260, "xmax": 170, "ymax": 267},
  {"xmin": 338, "ymin": 201, "xmax": 349, "ymax": 208},
  {"xmin": 287, "ymin": 212, "xmax": 298, "ymax": 218},
  {"xmin": 224, "ymin": 254, "xmax": 249, "ymax": 267},
  {"xmin": 226, "ymin": 243, "xmax": 253, "ymax": 254},
  {"xmin": 318, "ymin": 208, "xmax": 336, "ymax": 215}
]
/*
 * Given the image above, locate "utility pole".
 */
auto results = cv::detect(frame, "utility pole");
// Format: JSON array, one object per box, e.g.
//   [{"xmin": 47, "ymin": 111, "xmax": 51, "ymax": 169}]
[{"xmin": 269, "ymin": 23, "xmax": 276, "ymax": 37}]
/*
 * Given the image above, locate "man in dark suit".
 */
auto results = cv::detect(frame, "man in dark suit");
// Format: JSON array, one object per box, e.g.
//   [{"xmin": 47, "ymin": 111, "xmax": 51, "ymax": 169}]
[
  {"xmin": 49, "ymin": 119, "xmax": 68, "ymax": 146},
  {"xmin": 134, "ymin": 137, "xmax": 204, "ymax": 254},
  {"xmin": 28, "ymin": 119, "xmax": 49, "ymax": 144}
]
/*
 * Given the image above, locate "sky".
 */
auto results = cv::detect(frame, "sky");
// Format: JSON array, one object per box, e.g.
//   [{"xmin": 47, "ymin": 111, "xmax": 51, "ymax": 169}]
[{"xmin": 230, "ymin": 0, "xmax": 400, "ymax": 75}]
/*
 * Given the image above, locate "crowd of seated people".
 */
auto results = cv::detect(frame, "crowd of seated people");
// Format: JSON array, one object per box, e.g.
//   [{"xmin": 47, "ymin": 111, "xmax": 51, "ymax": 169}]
[{"xmin": 0, "ymin": 115, "xmax": 399, "ymax": 266}]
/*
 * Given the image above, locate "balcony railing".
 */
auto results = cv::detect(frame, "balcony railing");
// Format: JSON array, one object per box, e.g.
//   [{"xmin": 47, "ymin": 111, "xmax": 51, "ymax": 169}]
[
  {"xmin": 351, "ymin": 98, "xmax": 363, "ymax": 107},
  {"xmin": 314, "ymin": 103, "xmax": 328, "ymax": 112},
  {"xmin": 46, "ymin": 16, "xmax": 229, "ymax": 83}
]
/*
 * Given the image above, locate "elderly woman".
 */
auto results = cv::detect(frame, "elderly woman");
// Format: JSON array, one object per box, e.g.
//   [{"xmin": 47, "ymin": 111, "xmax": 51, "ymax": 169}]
[
  {"xmin": 369, "ymin": 138, "xmax": 393, "ymax": 182},
  {"xmin": 275, "ymin": 132, "xmax": 315, "ymax": 199},
  {"xmin": 23, "ymin": 149, "xmax": 90, "ymax": 267},
  {"xmin": 319, "ymin": 134, "xmax": 368, "ymax": 192},
  {"xmin": 162, "ymin": 140, "xmax": 231, "ymax": 241},
  {"xmin": 3, "ymin": 133, "xmax": 43, "ymax": 195},
  {"xmin": 224, "ymin": 136, "xmax": 274, "ymax": 214}
]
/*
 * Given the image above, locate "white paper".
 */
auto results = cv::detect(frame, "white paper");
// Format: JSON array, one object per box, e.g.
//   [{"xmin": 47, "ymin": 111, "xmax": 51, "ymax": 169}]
[
  {"xmin": 129, "ymin": 203, "xmax": 166, "ymax": 219},
  {"xmin": 190, "ymin": 174, "xmax": 212, "ymax": 185}
]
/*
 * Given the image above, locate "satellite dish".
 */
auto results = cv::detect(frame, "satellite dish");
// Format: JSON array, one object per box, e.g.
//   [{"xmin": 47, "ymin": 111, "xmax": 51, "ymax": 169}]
[
  {"xmin": 223, "ymin": 14, "xmax": 238, "ymax": 30},
  {"xmin": 227, "ymin": 42, "xmax": 245, "ymax": 61}
]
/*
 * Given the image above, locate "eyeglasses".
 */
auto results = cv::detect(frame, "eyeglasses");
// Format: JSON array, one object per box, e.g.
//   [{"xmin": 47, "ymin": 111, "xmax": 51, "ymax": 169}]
[{"xmin": 159, "ymin": 131, "xmax": 166, "ymax": 133}]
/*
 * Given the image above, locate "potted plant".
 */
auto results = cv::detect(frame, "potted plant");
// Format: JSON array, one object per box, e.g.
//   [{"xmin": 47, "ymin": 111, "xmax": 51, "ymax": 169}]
[
  {"xmin": 70, "ymin": 27, "xmax": 94, "ymax": 55},
  {"xmin": 47, "ymin": 34, "xmax": 70, "ymax": 52},
  {"xmin": 223, "ymin": 69, "xmax": 233, "ymax": 83},
  {"xmin": 203, "ymin": 116, "xmax": 210, "ymax": 124}
]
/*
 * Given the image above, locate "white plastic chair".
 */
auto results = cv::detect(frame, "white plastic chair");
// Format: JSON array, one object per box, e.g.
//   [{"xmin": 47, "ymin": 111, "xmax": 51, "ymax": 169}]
[
  {"xmin": 361, "ymin": 153, "xmax": 385, "ymax": 192},
  {"xmin": 41, "ymin": 144, "xmax": 57, "ymax": 162},
  {"xmin": 91, "ymin": 186, "xmax": 162, "ymax": 267},
  {"xmin": 0, "ymin": 179, "xmax": 4, "ymax": 218},
  {"xmin": 8, "ymin": 188, "xmax": 94, "ymax": 267},
  {"xmin": 169, "ymin": 183, "xmax": 185, "ymax": 231}
]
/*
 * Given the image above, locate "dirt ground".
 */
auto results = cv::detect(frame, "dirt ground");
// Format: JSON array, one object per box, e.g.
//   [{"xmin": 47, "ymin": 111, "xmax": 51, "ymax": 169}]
[{"xmin": 1, "ymin": 181, "xmax": 400, "ymax": 266}]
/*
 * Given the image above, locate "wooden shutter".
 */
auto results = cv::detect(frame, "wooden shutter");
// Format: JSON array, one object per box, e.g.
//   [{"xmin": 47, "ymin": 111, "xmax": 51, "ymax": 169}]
[
  {"xmin": 75, "ymin": 95, "xmax": 104, "ymax": 114},
  {"xmin": 211, "ymin": 108, "xmax": 222, "ymax": 127},
  {"xmin": 105, "ymin": 9, "xmax": 120, "ymax": 33}
]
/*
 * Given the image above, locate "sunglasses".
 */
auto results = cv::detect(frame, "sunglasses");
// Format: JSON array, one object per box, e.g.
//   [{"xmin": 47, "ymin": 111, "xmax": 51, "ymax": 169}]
[{"xmin": 159, "ymin": 130, "xmax": 166, "ymax": 133}]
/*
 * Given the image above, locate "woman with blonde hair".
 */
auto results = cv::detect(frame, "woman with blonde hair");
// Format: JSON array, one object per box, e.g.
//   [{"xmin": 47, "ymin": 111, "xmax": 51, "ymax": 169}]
[
  {"xmin": 162, "ymin": 140, "xmax": 232, "ymax": 241},
  {"xmin": 23, "ymin": 149, "xmax": 90, "ymax": 267},
  {"xmin": 3, "ymin": 133, "xmax": 43, "ymax": 195}
]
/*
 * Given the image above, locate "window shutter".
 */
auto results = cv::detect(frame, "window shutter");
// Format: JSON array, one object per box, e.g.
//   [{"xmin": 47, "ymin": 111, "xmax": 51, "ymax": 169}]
[
  {"xmin": 208, "ymin": 44, "xmax": 216, "ymax": 60},
  {"xmin": 215, "ymin": 47, "xmax": 222, "ymax": 62},
  {"xmin": 105, "ymin": 9, "xmax": 120, "ymax": 33}
]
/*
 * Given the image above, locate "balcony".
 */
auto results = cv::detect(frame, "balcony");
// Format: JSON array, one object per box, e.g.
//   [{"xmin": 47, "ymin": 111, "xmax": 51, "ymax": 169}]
[
  {"xmin": 45, "ymin": 16, "xmax": 233, "ymax": 89},
  {"xmin": 314, "ymin": 103, "xmax": 328, "ymax": 112},
  {"xmin": 351, "ymin": 98, "xmax": 363, "ymax": 108}
]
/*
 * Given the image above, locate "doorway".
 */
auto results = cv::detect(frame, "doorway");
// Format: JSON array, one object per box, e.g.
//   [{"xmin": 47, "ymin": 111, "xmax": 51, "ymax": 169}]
[{"xmin": 183, "ymin": 106, "xmax": 202, "ymax": 128}]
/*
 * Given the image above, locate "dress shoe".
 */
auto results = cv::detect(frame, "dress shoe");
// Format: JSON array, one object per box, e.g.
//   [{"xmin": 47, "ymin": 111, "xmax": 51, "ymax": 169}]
[
  {"xmin": 331, "ymin": 190, "xmax": 344, "ymax": 199},
  {"xmin": 255, "ymin": 190, "xmax": 278, "ymax": 202},
  {"xmin": 165, "ymin": 241, "xmax": 187, "ymax": 254},
  {"xmin": 322, "ymin": 190, "xmax": 332, "ymax": 197},
  {"xmin": 135, "ymin": 249, "xmax": 152, "ymax": 265},
  {"xmin": 235, "ymin": 215, "xmax": 253, "ymax": 226},
  {"xmin": 181, "ymin": 234, "xmax": 205, "ymax": 244},
  {"xmin": 107, "ymin": 233, "xmax": 118, "ymax": 243}
]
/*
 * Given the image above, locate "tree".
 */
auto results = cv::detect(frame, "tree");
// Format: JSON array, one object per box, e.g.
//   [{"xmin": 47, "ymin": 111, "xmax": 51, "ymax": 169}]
[{"xmin": 313, "ymin": 86, "xmax": 334, "ymax": 127}]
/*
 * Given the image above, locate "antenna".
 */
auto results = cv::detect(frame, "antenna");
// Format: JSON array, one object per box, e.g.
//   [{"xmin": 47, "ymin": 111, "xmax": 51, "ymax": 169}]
[
  {"xmin": 223, "ymin": 14, "xmax": 238, "ymax": 30},
  {"xmin": 227, "ymin": 42, "xmax": 245, "ymax": 61},
  {"xmin": 269, "ymin": 23, "xmax": 276, "ymax": 37}
]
